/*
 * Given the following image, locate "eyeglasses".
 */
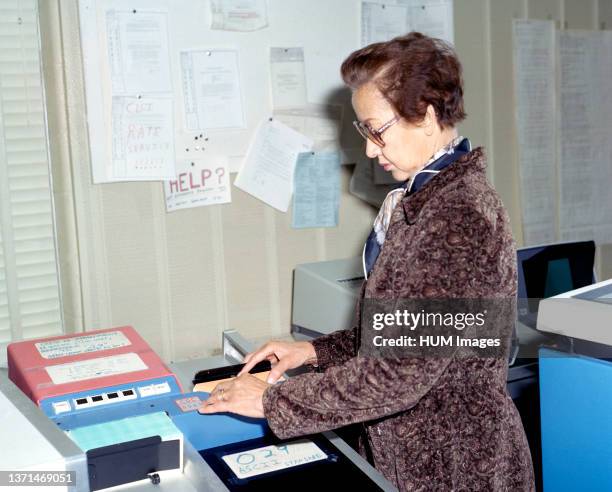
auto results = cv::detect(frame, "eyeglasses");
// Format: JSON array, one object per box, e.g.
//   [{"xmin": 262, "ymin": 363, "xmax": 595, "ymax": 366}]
[{"xmin": 353, "ymin": 115, "xmax": 400, "ymax": 147}]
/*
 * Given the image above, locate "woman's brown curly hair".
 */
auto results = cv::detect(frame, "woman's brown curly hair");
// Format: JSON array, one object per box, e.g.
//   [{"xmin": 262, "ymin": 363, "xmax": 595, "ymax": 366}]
[{"xmin": 341, "ymin": 32, "xmax": 466, "ymax": 129}]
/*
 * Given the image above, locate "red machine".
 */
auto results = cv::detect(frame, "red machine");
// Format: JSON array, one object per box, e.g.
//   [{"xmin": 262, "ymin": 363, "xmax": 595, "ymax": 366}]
[{"xmin": 7, "ymin": 325, "xmax": 180, "ymax": 405}]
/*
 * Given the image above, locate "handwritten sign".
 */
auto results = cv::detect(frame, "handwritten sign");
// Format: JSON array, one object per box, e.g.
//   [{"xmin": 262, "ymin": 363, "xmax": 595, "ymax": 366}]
[
  {"xmin": 164, "ymin": 157, "xmax": 231, "ymax": 211},
  {"xmin": 111, "ymin": 95, "xmax": 175, "ymax": 180},
  {"xmin": 221, "ymin": 439, "xmax": 327, "ymax": 479}
]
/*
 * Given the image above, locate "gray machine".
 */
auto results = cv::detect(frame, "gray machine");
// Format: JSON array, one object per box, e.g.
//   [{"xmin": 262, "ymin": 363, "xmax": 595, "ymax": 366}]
[
  {"xmin": 291, "ymin": 257, "xmax": 364, "ymax": 339},
  {"xmin": 291, "ymin": 255, "xmax": 552, "ymax": 358},
  {"xmin": 0, "ymin": 374, "xmax": 88, "ymax": 492},
  {"xmin": 537, "ymin": 278, "xmax": 612, "ymax": 344}
]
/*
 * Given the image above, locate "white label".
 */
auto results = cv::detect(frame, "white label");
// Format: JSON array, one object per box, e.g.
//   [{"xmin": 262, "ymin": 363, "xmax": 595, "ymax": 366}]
[
  {"xmin": 153, "ymin": 382, "xmax": 171, "ymax": 395},
  {"xmin": 138, "ymin": 385, "xmax": 156, "ymax": 398},
  {"xmin": 45, "ymin": 353, "xmax": 147, "ymax": 385},
  {"xmin": 52, "ymin": 401, "xmax": 71, "ymax": 415},
  {"xmin": 138, "ymin": 381, "xmax": 171, "ymax": 398},
  {"xmin": 222, "ymin": 440, "xmax": 327, "ymax": 479},
  {"xmin": 36, "ymin": 331, "xmax": 131, "ymax": 359}
]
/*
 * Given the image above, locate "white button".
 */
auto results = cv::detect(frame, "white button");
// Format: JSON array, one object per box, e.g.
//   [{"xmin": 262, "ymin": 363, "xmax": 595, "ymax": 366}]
[
  {"xmin": 52, "ymin": 401, "xmax": 71, "ymax": 414},
  {"xmin": 153, "ymin": 382, "xmax": 170, "ymax": 395},
  {"xmin": 138, "ymin": 385, "xmax": 155, "ymax": 397}
]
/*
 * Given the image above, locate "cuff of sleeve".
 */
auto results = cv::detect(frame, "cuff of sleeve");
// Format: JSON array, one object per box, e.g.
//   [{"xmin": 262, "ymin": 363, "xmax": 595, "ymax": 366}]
[
  {"xmin": 262, "ymin": 384, "xmax": 293, "ymax": 440},
  {"xmin": 311, "ymin": 337, "xmax": 333, "ymax": 370}
]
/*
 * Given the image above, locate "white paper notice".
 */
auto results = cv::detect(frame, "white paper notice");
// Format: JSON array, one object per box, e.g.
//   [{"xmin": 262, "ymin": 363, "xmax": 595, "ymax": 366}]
[
  {"xmin": 397, "ymin": 0, "xmax": 454, "ymax": 43},
  {"xmin": 106, "ymin": 10, "xmax": 172, "ymax": 94},
  {"xmin": 361, "ymin": 2, "xmax": 409, "ymax": 46},
  {"xmin": 513, "ymin": 20, "xmax": 556, "ymax": 246},
  {"xmin": 274, "ymin": 104, "xmax": 343, "ymax": 150},
  {"xmin": 210, "ymin": 0, "xmax": 268, "ymax": 32},
  {"xmin": 222, "ymin": 440, "xmax": 327, "ymax": 479},
  {"xmin": 234, "ymin": 118, "xmax": 313, "ymax": 212},
  {"xmin": 558, "ymin": 31, "xmax": 612, "ymax": 244},
  {"xmin": 270, "ymin": 47, "xmax": 308, "ymax": 109},
  {"xmin": 181, "ymin": 50, "xmax": 245, "ymax": 130},
  {"xmin": 112, "ymin": 96, "xmax": 175, "ymax": 180},
  {"xmin": 164, "ymin": 157, "xmax": 231, "ymax": 212},
  {"xmin": 36, "ymin": 332, "xmax": 131, "ymax": 360},
  {"xmin": 45, "ymin": 353, "xmax": 147, "ymax": 385}
]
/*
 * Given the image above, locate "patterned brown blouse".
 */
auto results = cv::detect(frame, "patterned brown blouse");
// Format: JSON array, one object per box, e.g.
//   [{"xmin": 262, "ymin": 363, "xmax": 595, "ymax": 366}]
[{"xmin": 262, "ymin": 148, "xmax": 535, "ymax": 491}]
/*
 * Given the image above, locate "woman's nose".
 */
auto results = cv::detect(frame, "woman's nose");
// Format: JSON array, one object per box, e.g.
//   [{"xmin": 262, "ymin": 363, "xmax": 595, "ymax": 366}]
[{"xmin": 365, "ymin": 139, "xmax": 380, "ymax": 159}]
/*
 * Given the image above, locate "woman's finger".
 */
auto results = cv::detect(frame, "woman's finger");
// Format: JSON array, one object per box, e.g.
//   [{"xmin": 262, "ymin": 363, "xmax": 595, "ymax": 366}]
[
  {"xmin": 198, "ymin": 399, "xmax": 230, "ymax": 414},
  {"xmin": 210, "ymin": 381, "xmax": 230, "ymax": 396},
  {"xmin": 207, "ymin": 381, "xmax": 231, "ymax": 403},
  {"xmin": 239, "ymin": 344, "xmax": 275, "ymax": 375},
  {"xmin": 204, "ymin": 384, "xmax": 235, "ymax": 408},
  {"xmin": 267, "ymin": 359, "xmax": 291, "ymax": 384}
]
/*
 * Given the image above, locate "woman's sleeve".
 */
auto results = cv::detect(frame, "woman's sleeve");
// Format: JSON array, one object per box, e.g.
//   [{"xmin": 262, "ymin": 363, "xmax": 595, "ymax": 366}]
[
  {"xmin": 262, "ymin": 354, "xmax": 452, "ymax": 439},
  {"xmin": 308, "ymin": 283, "xmax": 366, "ymax": 371},
  {"xmin": 309, "ymin": 327, "xmax": 358, "ymax": 371},
  {"xmin": 263, "ymin": 199, "xmax": 511, "ymax": 438}
]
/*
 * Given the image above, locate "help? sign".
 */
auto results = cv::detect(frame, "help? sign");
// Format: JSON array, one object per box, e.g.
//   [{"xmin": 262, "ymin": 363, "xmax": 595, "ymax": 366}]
[{"xmin": 164, "ymin": 157, "xmax": 231, "ymax": 212}]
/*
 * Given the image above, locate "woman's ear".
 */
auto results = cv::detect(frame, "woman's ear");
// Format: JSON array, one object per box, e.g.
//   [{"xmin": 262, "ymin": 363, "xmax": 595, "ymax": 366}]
[{"xmin": 423, "ymin": 105, "xmax": 437, "ymax": 136}]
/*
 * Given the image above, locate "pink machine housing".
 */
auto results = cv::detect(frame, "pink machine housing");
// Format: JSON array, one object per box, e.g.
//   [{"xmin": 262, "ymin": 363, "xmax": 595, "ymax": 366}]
[{"xmin": 7, "ymin": 325, "xmax": 181, "ymax": 405}]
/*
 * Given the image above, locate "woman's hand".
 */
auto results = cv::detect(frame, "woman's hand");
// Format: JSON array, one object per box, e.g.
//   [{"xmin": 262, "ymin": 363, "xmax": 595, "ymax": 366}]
[
  {"xmin": 198, "ymin": 374, "xmax": 269, "ymax": 418},
  {"xmin": 238, "ymin": 340, "xmax": 317, "ymax": 383}
]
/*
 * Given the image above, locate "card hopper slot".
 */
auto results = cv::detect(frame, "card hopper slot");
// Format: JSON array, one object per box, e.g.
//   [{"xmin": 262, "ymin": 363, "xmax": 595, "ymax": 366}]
[
  {"xmin": 193, "ymin": 360, "xmax": 271, "ymax": 385},
  {"xmin": 86, "ymin": 436, "xmax": 180, "ymax": 491}
]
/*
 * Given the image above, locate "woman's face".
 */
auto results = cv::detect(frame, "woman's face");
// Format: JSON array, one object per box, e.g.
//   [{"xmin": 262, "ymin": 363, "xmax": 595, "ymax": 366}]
[{"xmin": 351, "ymin": 82, "xmax": 438, "ymax": 182}]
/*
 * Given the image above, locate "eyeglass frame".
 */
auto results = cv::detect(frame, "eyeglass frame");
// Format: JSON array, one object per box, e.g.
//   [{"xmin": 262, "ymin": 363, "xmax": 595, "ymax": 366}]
[{"xmin": 352, "ymin": 115, "xmax": 400, "ymax": 147}]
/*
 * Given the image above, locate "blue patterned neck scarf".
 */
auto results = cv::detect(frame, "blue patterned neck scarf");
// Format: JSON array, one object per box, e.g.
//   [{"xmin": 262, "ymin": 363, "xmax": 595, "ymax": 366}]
[{"xmin": 362, "ymin": 137, "xmax": 472, "ymax": 279}]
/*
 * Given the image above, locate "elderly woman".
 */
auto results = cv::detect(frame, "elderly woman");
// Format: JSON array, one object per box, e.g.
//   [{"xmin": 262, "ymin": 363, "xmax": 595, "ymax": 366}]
[{"xmin": 200, "ymin": 32, "xmax": 535, "ymax": 491}]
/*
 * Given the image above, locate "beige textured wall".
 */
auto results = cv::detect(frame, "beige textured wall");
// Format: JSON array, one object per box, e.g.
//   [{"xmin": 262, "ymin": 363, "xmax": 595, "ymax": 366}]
[
  {"xmin": 455, "ymin": 0, "xmax": 612, "ymax": 281},
  {"xmin": 39, "ymin": 0, "xmax": 612, "ymax": 362}
]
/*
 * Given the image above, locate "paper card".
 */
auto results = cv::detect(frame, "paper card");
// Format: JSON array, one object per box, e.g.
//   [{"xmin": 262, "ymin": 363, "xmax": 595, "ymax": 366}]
[
  {"xmin": 274, "ymin": 104, "xmax": 343, "ymax": 150},
  {"xmin": 210, "ymin": 0, "xmax": 268, "ymax": 32},
  {"xmin": 361, "ymin": 2, "xmax": 409, "ymax": 46},
  {"xmin": 222, "ymin": 440, "xmax": 327, "ymax": 479},
  {"xmin": 193, "ymin": 371, "xmax": 280, "ymax": 394},
  {"xmin": 105, "ymin": 9, "xmax": 172, "ymax": 94},
  {"xmin": 234, "ymin": 118, "xmax": 313, "ymax": 212},
  {"xmin": 513, "ymin": 20, "xmax": 556, "ymax": 245},
  {"xmin": 181, "ymin": 49, "xmax": 245, "ymax": 130},
  {"xmin": 270, "ymin": 47, "xmax": 308, "ymax": 109},
  {"xmin": 164, "ymin": 157, "xmax": 231, "ymax": 212},
  {"xmin": 397, "ymin": 0, "xmax": 454, "ymax": 43},
  {"xmin": 292, "ymin": 151, "xmax": 341, "ymax": 229}
]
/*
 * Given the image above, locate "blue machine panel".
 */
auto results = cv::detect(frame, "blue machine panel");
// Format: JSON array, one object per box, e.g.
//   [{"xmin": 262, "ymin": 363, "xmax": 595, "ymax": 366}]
[
  {"xmin": 40, "ymin": 376, "xmax": 182, "ymax": 421},
  {"xmin": 539, "ymin": 348, "xmax": 612, "ymax": 491},
  {"xmin": 170, "ymin": 392, "xmax": 269, "ymax": 451},
  {"xmin": 49, "ymin": 386, "xmax": 268, "ymax": 452}
]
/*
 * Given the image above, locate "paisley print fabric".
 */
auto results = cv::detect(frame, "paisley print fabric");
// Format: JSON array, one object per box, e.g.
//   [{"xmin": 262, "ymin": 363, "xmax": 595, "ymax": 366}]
[{"xmin": 262, "ymin": 147, "xmax": 535, "ymax": 491}]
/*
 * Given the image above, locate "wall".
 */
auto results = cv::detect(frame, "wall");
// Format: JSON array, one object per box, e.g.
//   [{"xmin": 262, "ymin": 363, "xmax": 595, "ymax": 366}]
[
  {"xmin": 454, "ymin": 0, "xmax": 612, "ymax": 280},
  {"xmin": 38, "ymin": 0, "xmax": 612, "ymax": 362}
]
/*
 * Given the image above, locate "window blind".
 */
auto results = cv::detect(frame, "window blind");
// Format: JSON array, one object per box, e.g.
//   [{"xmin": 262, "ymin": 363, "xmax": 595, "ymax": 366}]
[{"xmin": 0, "ymin": 0, "xmax": 62, "ymax": 346}]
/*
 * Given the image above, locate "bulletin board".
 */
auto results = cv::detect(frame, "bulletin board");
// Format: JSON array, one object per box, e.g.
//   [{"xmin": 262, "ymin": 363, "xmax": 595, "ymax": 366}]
[{"xmin": 78, "ymin": 0, "xmax": 364, "ymax": 184}]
